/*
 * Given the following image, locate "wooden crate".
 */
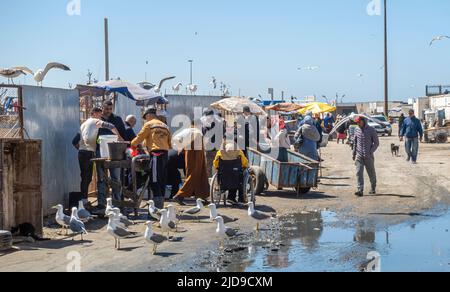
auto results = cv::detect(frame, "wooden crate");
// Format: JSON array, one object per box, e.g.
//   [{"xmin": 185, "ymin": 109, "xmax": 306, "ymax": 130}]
[{"xmin": 0, "ymin": 139, "xmax": 42, "ymax": 235}]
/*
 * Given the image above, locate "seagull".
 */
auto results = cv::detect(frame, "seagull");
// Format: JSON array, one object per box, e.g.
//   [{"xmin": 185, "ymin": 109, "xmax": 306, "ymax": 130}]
[
  {"xmin": 105, "ymin": 198, "xmax": 115, "ymax": 217},
  {"xmin": 0, "ymin": 68, "xmax": 27, "ymax": 84},
  {"xmin": 106, "ymin": 214, "xmax": 137, "ymax": 250},
  {"xmin": 77, "ymin": 201, "xmax": 93, "ymax": 223},
  {"xmin": 187, "ymin": 84, "xmax": 198, "ymax": 94},
  {"xmin": 298, "ymin": 66, "xmax": 320, "ymax": 71},
  {"xmin": 52, "ymin": 204, "xmax": 71, "ymax": 234},
  {"xmin": 159, "ymin": 209, "xmax": 177, "ymax": 238},
  {"xmin": 208, "ymin": 204, "xmax": 238, "ymax": 224},
  {"xmin": 167, "ymin": 205, "xmax": 179, "ymax": 225},
  {"xmin": 183, "ymin": 198, "xmax": 204, "ymax": 221},
  {"xmin": 210, "ymin": 76, "xmax": 217, "ymax": 89},
  {"xmin": 153, "ymin": 76, "xmax": 176, "ymax": 93},
  {"xmin": 147, "ymin": 200, "xmax": 161, "ymax": 221},
  {"xmin": 172, "ymin": 82, "xmax": 182, "ymax": 94},
  {"xmin": 14, "ymin": 62, "xmax": 71, "ymax": 86},
  {"xmin": 69, "ymin": 207, "xmax": 88, "ymax": 240},
  {"xmin": 144, "ymin": 221, "xmax": 167, "ymax": 255},
  {"xmin": 110, "ymin": 208, "xmax": 134, "ymax": 229},
  {"xmin": 214, "ymin": 216, "xmax": 238, "ymax": 239},
  {"xmin": 430, "ymin": 35, "xmax": 450, "ymax": 47},
  {"xmin": 247, "ymin": 202, "xmax": 273, "ymax": 231}
]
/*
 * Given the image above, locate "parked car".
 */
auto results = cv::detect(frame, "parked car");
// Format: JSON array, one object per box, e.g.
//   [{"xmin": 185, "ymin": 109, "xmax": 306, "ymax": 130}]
[{"xmin": 369, "ymin": 115, "xmax": 393, "ymax": 136}]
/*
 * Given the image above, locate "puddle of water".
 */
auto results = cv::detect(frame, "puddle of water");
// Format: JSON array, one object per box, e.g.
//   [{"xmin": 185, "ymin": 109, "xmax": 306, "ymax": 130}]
[{"xmin": 205, "ymin": 211, "xmax": 450, "ymax": 272}]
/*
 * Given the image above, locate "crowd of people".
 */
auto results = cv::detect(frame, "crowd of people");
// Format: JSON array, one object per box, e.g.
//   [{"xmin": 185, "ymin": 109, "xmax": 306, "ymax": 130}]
[{"xmin": 72, "ymin": 100, "xmax": 425, "ymax": 210}]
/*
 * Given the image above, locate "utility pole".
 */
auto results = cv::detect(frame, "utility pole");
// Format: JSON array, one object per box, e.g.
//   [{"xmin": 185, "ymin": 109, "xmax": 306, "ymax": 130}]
[
  {"xmin": 104, "ymin": 18, "xmax": 110, "ymax": 81},
  {"xmin": 188, "ymin": 60, "xmax": 193, "ymax": 85},
  {"xmin": 384, "ymin": 0, "xmax": 389, "ymax": 117}
]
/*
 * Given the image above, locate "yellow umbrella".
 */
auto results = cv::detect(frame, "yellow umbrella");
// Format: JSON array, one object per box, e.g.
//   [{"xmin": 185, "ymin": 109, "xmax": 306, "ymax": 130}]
[{"xmin": 298, "ymin": 102, "xmax": 337, "ymax": 115}]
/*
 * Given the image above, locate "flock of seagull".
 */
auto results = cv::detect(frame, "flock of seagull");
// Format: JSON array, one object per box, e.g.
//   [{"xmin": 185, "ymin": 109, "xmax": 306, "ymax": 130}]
[{"xmin": 52, "ymin": 198, "xmax": 275, "ymax": 255}]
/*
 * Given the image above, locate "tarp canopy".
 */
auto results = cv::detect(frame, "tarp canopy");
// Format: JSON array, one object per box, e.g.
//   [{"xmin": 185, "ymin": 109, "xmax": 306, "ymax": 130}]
[
  {"xmin": 299, "ymin": 102, "xmax": 337, "ymax": 115},
  {"xmin": 77, "ymin": 80, "xmax": 166, "ymax": 105},
  {"xmin": 210, "ymin": 97, "xmax": 266, "ymax": 116},
  {"xmin": 266, "ymin": 102, "xmax": 304, "ymax": 113}
]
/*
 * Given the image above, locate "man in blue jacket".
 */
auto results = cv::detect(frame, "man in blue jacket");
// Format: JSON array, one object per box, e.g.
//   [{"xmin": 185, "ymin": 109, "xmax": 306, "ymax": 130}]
[{"xmin": 400, "ymin": 109, "xmax": 424, "ymax": 164}]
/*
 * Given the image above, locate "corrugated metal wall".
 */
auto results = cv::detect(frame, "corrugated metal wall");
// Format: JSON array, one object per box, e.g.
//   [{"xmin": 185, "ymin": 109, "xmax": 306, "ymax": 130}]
[{"xmin": 21, "ymin": 86, "xmax": 80, "ymax": 214}]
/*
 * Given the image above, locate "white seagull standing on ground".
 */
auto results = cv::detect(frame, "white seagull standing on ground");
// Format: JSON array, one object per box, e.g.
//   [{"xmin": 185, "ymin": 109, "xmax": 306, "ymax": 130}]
[
  {"xmin": 69, "ymin": 207, "xmax": 88, "ymax": 240},
  {"xmin": 52, "ymin": 204, "xmax": 71, "ymax": 234},
  {"xmin": 110, "ymin": 208, "xmax": 134, "ymax": 229},
  {"xmin": 144, "ymin": 221, "xmax": 167, "ymax": 255},
  {"xmin": 214, "ymin": 216, "xmax": 238, "ymax": 239},
  {"xmin": 106, "ymin": 214, "xmax": 137, "ymax": 250},
  {"xmin": 77, "ymin": 201, "xmax": 93, "ymax": 223},
  {"xmin": 208, "ymin": 204, "xmax": 237, "ymax": 224},
  {"xmin": 147, "ymin": 200, "xmax": 161, "ymax": 221},
  {"xmin": 167, "ymin": 205, "xmax": 179, "ymax": 226},
  {"xmin": 430, "ymin": 35, "xmax": 450, "ymax": 46},
  {"xmin": 183, "ymin": 198, "xmax": 204, "ymax": 221},
  {"xmin": 247, "ymin": 202, "xmax": 273, "ymax": 231},
  {"xmin": 159, "ymin": 209, "xmax": 177, "ymax": 238},
  {"xmin": 0, "ymin": 68, "xmax": 27, "ymax": 84}
]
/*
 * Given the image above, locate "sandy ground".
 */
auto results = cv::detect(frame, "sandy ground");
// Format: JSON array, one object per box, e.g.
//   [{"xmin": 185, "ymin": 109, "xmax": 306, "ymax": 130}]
[{"xmin": 1, "ymin": 127, "xmax": 449, "ymax": 272}]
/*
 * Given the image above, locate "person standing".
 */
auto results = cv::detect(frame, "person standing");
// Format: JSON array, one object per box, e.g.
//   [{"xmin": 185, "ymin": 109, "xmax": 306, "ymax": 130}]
[
  {"xmin": 353, "ymin": 116, "xmax": 379, "ymax": 197},
  {"xmin": 398, "ymin": 113, "xmax": 406, "ymax": 136},
  {"xmin": 202, "ymin": 110, "xmax": 225, "ymax": 178},
  {"xmin": 79, "ymin": 108, "xmax": 121, "ymax": 205},
  {"xmin": 124, "ymin": 115, "xmax": 137, "ymax": 142},
  {"xmin": 131, "ymin": 108, "xmax": 172, "ymax": 209},
  {"xmin": 272, "ymin": 119, "xmax": 291, "ymax": 162},
  {"xmin": 324, "ymin": 113, "xmax": 335, "ymax": 134},
  {"xmin": 400, "ymin": 109, "xmax": 424, "ymax": 164},
  {"xmin": 96, "ymin": 101, "xmax": 128, "ymax": 209},
  {"xmin": 173, "ymin": 121, "xmax": 210, "ymax": 205},
  {"xmin": 295, "ymin": 116, "xmax": 321, "ymax": 161},
  {"xmin": 237, "ymin": 106, "xmax": 260, "ymax": 156}
]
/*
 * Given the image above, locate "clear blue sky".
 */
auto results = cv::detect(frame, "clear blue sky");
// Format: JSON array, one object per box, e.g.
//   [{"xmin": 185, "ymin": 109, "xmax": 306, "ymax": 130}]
[{"xmin": 1, "ymin": 0, "xmax": 450, "ymax": 102}]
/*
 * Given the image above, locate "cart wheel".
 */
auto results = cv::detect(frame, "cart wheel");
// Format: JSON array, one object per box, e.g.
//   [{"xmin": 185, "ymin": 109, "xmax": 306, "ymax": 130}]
[
  {"xmin": 295, "ymin": 187, "xmax": 311, "ymax": 195},
  {"xmin": 249, "ymin": 166, "xmax": 266, "ymax": 196},
  {"xmin": 436, "ymin": 133, "xmax": 448, "ymax": 144},
  {"xmin": 210, "ymin": 173, "xmax": 223, "ymax": 206},
  {"xmin": 243, "ymin": 171, "xmax": 256, "ymax": 205}
]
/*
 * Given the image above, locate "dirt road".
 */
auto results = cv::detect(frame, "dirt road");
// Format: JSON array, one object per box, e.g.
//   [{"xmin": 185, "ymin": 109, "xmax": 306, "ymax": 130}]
[{"xmin": 1, "ymin": 130, "xmax": 449, "ymax": 272}]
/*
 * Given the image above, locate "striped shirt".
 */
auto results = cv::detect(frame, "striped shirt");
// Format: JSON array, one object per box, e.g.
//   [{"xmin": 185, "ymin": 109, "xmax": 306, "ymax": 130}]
[{"xmin": 353, "ymin": 125, "xmax": 379, "ymax": 159}]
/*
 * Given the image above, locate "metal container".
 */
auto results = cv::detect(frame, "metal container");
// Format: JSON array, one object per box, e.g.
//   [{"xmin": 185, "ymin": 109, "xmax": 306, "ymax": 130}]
[{"xmin": 0, "ymin": 230, "xmax": 13, "ymax": 251}]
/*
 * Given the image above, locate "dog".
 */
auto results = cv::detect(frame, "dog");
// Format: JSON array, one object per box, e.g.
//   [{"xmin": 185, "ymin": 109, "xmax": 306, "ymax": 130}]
[{"xmin": 391, "ymin": 144, "xmax": 400, "ymax": 157}]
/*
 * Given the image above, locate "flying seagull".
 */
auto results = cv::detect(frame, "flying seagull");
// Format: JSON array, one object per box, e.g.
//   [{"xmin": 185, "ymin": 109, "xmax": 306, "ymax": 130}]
[
  {"xmin": 0, "ymin": 68, "xmax": 27, "ymax": 84},
  {"xmin": 210, "ymin": 76, "xmax": 217, "ymax": 89},
  {"xmin": 52, "ymin": 204, "xmax": 71, "ymax": 234},
  {"xmin": 183, "ymin": 198, "xmax": 204, "ymax": 221},
  {"xmin": 247, "ymin": 202, "xmax": 273, "ymax": 231},
  {"xmin": 77, "ymin": 201, "xmax": 93, "ymax": 223},
  {"xmin": 153, "ymin": 76, "xmax": 176, "ymax": 93},
  {"xmin": 214, "ymin": 216, "xmax": 238, "ymax": 239},
  {"xmin": 144, "ymin": 221, "xmax": 167, "ymax": 255},
  {"xmin": 106, "ymin": 214, "xmax": 137, "ymax": 250},
  {"xmin": 430, "ymin": 35, "xmax": 450, "ymax": 46},
  {"xmin": 298, "ymin": 66, "xmax": 320, "ymax": 71},
  {"xmin": 69, "ymin": 207, "xmax": 88, "ymax": 240},
  {"xmin": 14, "ymin": 62, "xmax": 71, "ymax": 86}
]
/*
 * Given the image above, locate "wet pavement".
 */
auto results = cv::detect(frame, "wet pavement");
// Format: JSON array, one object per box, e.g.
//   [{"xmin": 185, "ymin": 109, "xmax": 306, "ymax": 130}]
[{"xmin": 198, "ymin": 209, "xmax": 450, "ymax": 272}]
